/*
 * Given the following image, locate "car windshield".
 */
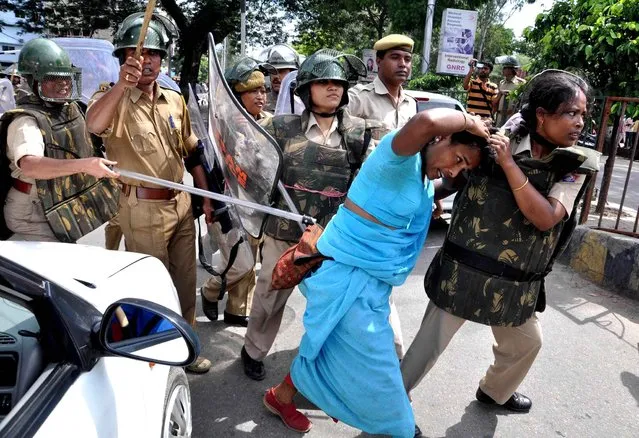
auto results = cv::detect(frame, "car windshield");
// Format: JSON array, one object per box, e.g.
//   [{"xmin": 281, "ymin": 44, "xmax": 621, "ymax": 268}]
[{"xmin": 417, "ymin": 100, "xmax": 459, "ymax": 112}]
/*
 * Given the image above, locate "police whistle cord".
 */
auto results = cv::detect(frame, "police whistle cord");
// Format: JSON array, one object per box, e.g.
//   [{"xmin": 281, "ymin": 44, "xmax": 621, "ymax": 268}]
[{"xmin": 115, "ymin": 168, "xmax": 316, "ymax": 226}]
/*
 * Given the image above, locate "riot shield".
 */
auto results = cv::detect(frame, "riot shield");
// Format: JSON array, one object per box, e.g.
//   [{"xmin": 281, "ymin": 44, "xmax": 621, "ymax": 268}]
[{"xmin": 206, "ymin": 33, "xmax": 284, "ymax": 239}]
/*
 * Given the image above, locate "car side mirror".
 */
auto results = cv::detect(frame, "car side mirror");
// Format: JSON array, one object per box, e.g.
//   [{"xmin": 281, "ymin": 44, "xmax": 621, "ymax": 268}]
[{"xmin": 97, "ymin": 299, "xmax": 200, "ymax": 367}]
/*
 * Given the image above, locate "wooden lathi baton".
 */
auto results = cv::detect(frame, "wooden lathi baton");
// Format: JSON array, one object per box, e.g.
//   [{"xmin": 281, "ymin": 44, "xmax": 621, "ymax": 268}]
[{"xmin": 114, "ymin": 0, "xmax": 158, "ymax": 138}]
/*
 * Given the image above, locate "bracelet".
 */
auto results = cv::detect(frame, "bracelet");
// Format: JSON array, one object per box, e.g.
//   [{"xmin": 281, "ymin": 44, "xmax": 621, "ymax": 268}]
[{"xmin": 512, "ymin": 177, "xmax": 529, "ymax": 192}]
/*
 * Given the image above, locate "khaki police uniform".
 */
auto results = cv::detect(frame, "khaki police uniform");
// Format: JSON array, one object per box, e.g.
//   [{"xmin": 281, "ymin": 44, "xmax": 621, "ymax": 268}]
[
  {"xmin": 348, "ymin": 77, "xmax": 416, "ymax": 131},
  {"xmin": 201, "ymin": 228, "xmax": 259, "ymax": 317},
  {"xmin": 402, "ymin": 135, "xmax": 586, "ymax": 404},
  {"xmin": 89, "ymin": 83, "xmax": 200, "ymax": 324},
  {"xmin": 495, "ymin": 76, "xmax": 526, "ymax": 127},
  {"xmin": 4, "ymin": 115, "xmax": 57, "ymax": 241},
  {"xmin": 243, "ymin": 113, "xmax": 342, "ymax": 361}
]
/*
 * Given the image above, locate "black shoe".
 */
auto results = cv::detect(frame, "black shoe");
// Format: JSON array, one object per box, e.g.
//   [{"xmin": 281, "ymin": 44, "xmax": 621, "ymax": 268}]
[
  {"xmin": 224, "ymin": 311, "xmax": 249, "ymax": 327},
  {"xmin": 476, "ymin": 387, "xmax": 532, "ymax": 412},
  {"xmin": 241, "ymin": 346, "xmax": 265, "ymax": 381},
  {"xmin": 201, "ymin": 291, "xmax": 219, "ymax": 321},
  {"xmin": 414, "ymin": 425, "xmax": 423, "ymax": 437}
]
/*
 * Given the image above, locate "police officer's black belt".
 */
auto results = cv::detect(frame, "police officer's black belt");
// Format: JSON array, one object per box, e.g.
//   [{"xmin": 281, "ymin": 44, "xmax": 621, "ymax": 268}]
[{"xmin": 443, "ymin": 241, "xmax": 550, "ymax": 282}]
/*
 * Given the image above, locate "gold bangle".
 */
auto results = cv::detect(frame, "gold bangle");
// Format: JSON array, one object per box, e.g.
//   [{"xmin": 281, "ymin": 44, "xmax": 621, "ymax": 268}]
[
  {"xmin": 462, "ymin": 112, "xmax": 469, "ymax": 130},
  {"xmin": 512, "ymin": 177, "xmax": 529, "ymax": 192}
]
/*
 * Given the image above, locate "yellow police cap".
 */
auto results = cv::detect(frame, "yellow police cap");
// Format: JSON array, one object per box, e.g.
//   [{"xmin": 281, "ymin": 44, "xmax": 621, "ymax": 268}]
[
  {"xmin": 234, "ymin": 70, "xmax": 265, "ymax": 93},
  {"xmin": 373, "ymin": 34, "xmax": 414, "ymax": 52}
]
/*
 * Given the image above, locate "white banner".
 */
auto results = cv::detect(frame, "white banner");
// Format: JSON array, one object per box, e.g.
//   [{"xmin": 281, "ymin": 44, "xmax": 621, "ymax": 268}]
[
  {"xmin": 362, "ymin": 49, "xmax": 377, "ymax": 82},
  {"xmin": 436, "ymin": 8, "xmax": 478, "ymax": 76}
]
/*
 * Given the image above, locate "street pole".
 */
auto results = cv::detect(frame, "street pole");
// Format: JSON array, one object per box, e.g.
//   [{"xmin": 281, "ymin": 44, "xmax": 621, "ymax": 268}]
[
  {"xmin": 421, "ymin": 0, "xmax": 436, "ymax": 74},
  {"xmin": 240, "ymin": 0, "xmax": 247, "ymax": 56}
]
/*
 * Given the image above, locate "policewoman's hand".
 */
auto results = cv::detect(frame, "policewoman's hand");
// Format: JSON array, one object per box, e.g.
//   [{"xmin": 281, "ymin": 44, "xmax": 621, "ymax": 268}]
[
  {"xmin": 119, "ymin": 56, "xmax": 143, "ymax": 89},
  {"xmin": 465, "ymin": 114, "xmax": 491, "ymax": 139},
  {"xmin": 489, "ymin": 131, "xmax": 514, "ymax": 168}
]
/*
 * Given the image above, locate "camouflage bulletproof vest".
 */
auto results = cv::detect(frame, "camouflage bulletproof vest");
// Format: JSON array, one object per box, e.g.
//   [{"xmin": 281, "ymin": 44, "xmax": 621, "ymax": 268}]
[
  {"xmin": 263, "ymin": 111, "xmax": 370, "ymax": 242},
  {"xmin": 426, "ymin": 146, "xmax": 596, "ymax": 327},
  {"xmin": 1, "ymin": 95, "xmax": 119, "ymax": 242}
]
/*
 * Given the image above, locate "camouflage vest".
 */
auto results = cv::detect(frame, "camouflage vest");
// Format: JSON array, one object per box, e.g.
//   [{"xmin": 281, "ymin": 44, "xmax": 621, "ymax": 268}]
[
  {"xmin": 263, "ymin": 111, "xmax": 371, "ymax": 242},
  {"xmin": 0, "ymin": 95, "xmax": 119, "ymax": 242},
  {"xmin": 426, "ymin": 146, "xmax": 598, "ymax": 327}
]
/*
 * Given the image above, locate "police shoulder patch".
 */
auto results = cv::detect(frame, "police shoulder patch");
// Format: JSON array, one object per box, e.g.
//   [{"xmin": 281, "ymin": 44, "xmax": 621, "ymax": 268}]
[{"xmin": 98, "ymin": 82, "xmax": 113, "ymax": 92}]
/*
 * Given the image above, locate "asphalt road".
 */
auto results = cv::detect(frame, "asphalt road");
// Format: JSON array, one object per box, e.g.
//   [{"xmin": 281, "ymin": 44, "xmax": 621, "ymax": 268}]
[
  {"xmin": 594, "ymin": 155, "xmax": 639, "ymax": 212},
  {"xmin": 187, "ymin": 225, "xmax": 639, "ymax": 438}
]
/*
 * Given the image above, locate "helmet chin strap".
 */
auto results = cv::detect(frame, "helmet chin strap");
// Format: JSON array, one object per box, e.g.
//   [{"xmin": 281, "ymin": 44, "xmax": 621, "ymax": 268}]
[
  {"xmin": 311, "ymin": 110, "xmax": 339, "ymax": 118},
  {"xmin": 530, "ymin": 130, "xmax": 562, "ymax": 151}
]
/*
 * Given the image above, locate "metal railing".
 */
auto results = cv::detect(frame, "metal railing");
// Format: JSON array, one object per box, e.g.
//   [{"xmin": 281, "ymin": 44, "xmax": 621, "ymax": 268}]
[{"xmin": 579, "ymin": 96, "xmax": 639, "ymax": 237}]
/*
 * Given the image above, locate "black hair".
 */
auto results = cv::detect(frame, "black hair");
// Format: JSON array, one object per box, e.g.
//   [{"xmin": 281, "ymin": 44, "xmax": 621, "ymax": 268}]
[
  {"xmin": 515, "ymin": 71, "xmax": 590, "ymax": 137},
  {"xmin": 376, "ymin": 49, "xmax": 388, "ymax": 60},
  {"xmin": 450, "ymin": 130, "xmax": 491, "ymax": 163},
  {"xmin": 480, "ymin": 61, "xmax": 493, "ymax": 71}
]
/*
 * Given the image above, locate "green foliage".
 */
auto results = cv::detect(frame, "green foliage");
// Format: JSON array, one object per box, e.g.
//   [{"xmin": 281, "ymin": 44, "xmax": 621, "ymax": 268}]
[
  {"xmin": 480, "ymin": 24, "xmax": 516, "ymax": 62},
  {"xmin": 197, "ymin": 55, "xmax": 209, "ymax": 83},
  {"xmin": 407, "ymin": 72, "xmax": 461, "ymax": 91},
  {"xmin": 3, "ymin": 0, "xmax": 144, "ymax": 37},
  {"xmin": 524, "ymin": 0, "xmax": 639, "ymax": 98}
]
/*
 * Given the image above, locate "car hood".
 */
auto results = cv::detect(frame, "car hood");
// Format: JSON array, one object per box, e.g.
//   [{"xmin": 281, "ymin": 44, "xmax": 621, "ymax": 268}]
[{"xmin": 0, "ymin": 242, "xmax": 152, "ymax": 305}]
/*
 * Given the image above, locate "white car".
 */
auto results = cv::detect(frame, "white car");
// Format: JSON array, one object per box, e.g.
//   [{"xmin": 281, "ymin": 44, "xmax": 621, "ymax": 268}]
[{"xmin": 0, "ymin": 242, "xmax": 200, "ymax": 438}]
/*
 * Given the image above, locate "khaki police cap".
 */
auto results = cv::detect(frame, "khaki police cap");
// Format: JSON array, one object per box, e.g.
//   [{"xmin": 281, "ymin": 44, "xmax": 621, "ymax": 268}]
[
  {"xmin": 373, "ymin": 34, "xmax": 414, "ymax": 52},
  {"xmin": 234, "ymin": 70, "xmax": 266, "ymax": 93}
]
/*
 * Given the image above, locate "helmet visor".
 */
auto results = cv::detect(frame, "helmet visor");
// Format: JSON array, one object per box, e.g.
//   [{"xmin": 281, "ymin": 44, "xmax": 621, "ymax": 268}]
[{"xmin": 38, "ymin": 68, "xmax": 82, "ymax": 103}]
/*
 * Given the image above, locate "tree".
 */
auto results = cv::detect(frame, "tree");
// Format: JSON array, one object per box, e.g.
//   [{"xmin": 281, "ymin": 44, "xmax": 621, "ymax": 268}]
[
  {"xmin": 474, "ymin": 0, "xmax": 534, "ymax": 59},
  {"xmin": 480, "ymin": 23, "xmax": 515, "ymax": 62},
  {"xmin": 2, "ymin": 0, "xmax": 143, "ymax": 37},
  {"xmin": 524, "ymin": 0, "xmax": 639, "ymax": 97}
]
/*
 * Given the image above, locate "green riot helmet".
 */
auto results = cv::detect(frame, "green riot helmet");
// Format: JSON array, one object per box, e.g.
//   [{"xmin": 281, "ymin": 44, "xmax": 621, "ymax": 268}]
[
  {"xmin": 295, "ymin": 49, "xmax": 366, "ymax": 111},
  {"xmin": 225, "ymin": 57, "xmax": 277, "ymax": 90},
  {"xmin": 263, "ymin": 44, "xmax": 300, "ymax": 70},
  {"xmin": 113, "ymin": 13, "xmax": 178, "ymax": 63},
  {"xmin": 18, "ymin": 38, "xmax": 82, "ymax": 103}
]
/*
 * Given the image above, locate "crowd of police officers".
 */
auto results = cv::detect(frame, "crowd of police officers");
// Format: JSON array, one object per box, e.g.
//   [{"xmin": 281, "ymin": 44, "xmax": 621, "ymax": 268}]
[
  {"xmin": 0, "ymin": 13, "xmax": 421, "ymax": 375},
  {"xmin": 0, "ymin": 11, "xmax": 555, "ymax": 437}
]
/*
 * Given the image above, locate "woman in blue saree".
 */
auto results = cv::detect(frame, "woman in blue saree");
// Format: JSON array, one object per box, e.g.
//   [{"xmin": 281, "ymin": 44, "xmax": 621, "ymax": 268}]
[{"xmin": 263, "ymin": 108, "xmax": 495, "ymax": 437}]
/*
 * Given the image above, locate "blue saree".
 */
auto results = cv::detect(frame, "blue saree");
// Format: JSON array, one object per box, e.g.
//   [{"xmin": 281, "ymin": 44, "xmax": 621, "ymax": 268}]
[{"xmin": 290, "ymin": 131, "xmax": 434, "ymax": 437}]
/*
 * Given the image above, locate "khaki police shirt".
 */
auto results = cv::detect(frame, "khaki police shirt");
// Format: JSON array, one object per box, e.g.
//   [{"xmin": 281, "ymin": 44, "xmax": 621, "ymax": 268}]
[
  {"xmin": 305, "ymin": 113, "xmax": 341, "ymax": 147},
  {"xmin": 512, "ymin": 135, "xmax": 586, "ymax": 216},
  {"xmin": 88, "ymin": 83, "xmax": 199, "ymax": 188},
  {"xmin": 6, "ymin": 115, "xmax": 43, "ymax": 184},
  {"xmin": 497, "ymin": 76, "xmax": 526, "ymax": 112},
  {"xmin": 348, "ymin": 77, "xmax": 417, "ymax": 130}
]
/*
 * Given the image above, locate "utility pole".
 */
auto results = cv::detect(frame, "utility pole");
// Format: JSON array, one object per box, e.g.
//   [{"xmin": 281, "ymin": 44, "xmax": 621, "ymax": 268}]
[
  {"xmin": 421, "ymin": 0, "xmax": 436, "ymax": 73},
  {"xmin": 240, "ymin": 0, "xmax": 247, "ymax": 56}
]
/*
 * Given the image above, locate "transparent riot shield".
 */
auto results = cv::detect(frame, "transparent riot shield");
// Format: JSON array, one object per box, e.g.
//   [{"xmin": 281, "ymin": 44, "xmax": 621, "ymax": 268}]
[{"xmin": 206, "ymin": 33, "xmax": 284, "ymax": 239}]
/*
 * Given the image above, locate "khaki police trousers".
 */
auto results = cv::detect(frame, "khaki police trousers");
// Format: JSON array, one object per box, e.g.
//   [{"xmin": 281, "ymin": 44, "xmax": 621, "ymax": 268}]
[
  {"xmin": 104, "ymin": 215, "xmax": 124, "ymax": 251},
  {"xmin": 4, "ymin": 187, "xmax": 57, "ymax": 242},
  {"xmin": 401, "ymin": 300, "xmax": 542, "ymax": 404},
  {"xmin": 201, "ymin": 223, "xmax": 259, "ymax": 316},
  {"xmin": 244, "ymin": 235, "xmax": 407, "ymax": 362},
  {"xmin": 118, "ymin": 190, "xmax": 197, "ymax": 325}
]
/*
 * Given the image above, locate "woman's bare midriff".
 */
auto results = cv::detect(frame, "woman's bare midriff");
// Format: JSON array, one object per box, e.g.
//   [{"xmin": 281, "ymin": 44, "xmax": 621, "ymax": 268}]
[{"xmin": 343, "ymin": 198, "xmax": 398, "ymax": 230}]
